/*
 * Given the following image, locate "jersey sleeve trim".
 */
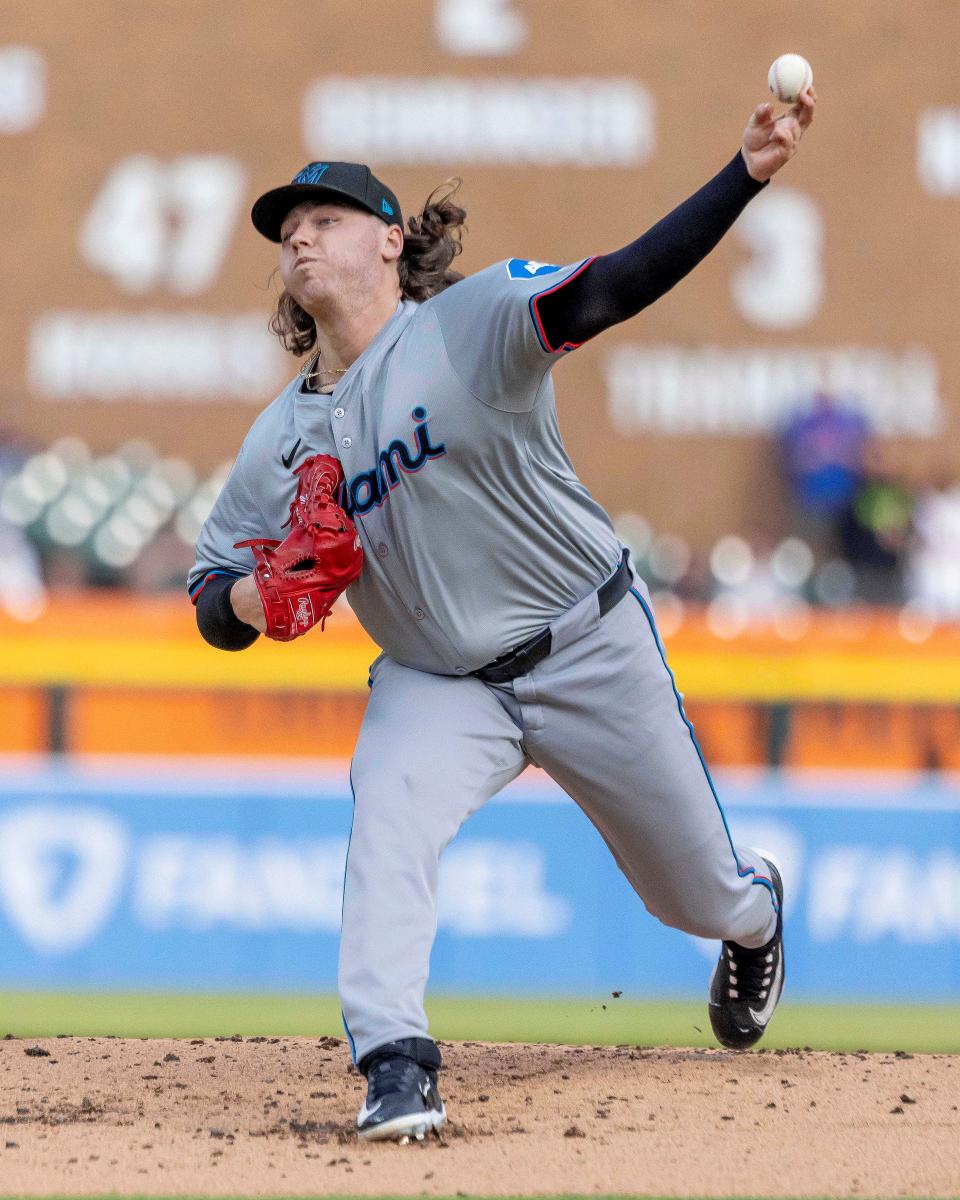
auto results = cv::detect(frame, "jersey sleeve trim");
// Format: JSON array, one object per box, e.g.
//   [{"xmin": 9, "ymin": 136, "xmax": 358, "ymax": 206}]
[
  {"xmin": 528, "ymin": 257, "xmax": 596, "ymax": 353},
  {"xmin": 189, "ymin": 569, "xmax": 244, "ymax": 605}
]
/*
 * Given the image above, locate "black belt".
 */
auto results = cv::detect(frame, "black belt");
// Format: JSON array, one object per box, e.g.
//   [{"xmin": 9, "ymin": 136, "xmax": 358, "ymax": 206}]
[{"xmin": 473, "ymin": 549, "xmax": 632, "ymax": 685}]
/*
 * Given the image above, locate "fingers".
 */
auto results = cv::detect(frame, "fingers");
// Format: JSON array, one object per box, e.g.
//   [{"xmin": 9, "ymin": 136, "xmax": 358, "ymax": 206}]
[
  {"xmin": 788, "ymin": 86, "xmax": 816, "ymax": 124},
  {"xmin": 742, "ymin": 85, "xmax": 813, "ymax": 179},
  {"xmin": 793, "ymin": 85, "xmax": 817, "ymax": 129},
  {"xmin": 772, "ymin": 84, "xmax": 815, "ymax": 147},
  {"xmin": 748, "ymin": 101, "xmax": 776, "ymax": 128},
  {"xmin": 771, "ymin": 122, "xmax": 797, "ymax": 151}
]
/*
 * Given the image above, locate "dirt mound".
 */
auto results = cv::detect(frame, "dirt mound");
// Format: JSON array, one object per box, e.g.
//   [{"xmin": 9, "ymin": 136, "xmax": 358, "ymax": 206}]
[{"xmin": 0, "ymin": 1036, "xmax": 956, "ymax": 1196}]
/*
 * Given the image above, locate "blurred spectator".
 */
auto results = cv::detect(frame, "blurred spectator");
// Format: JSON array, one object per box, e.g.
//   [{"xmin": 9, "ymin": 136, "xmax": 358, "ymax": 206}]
[
  {"xmin": 838, "ymin": 446, "xmax": 913, "ymax": 604},
  {"xmin": 0, "ymin": 427, "xmax": 34, "ymax": 477},
  {"xmin": 0, "ymin": 514, "xmax": 46, "ymax": 620},
  {"xmin": 0, "ymin": 430, "xmax": 46, "ymax": 617},
  {"xmin": 905, "ymin": 473, "xmax": 960, "ymax": 618},
  {"xmin": 778, "ymin": 391, "xmax": 869, "ymax": 548}
]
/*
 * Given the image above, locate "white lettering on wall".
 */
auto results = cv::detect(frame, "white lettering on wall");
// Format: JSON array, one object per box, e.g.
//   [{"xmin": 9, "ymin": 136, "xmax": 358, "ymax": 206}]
[
  {"xmin": 917, "ymin": 108, "xmax": 960, "ymax": 196},
  {"xmin": 134, "ymin": 835, "xmax": 570, "ymax": 938},
  {"xmin": 605, "ymin": 344, "xmax": 943, "ymax": 437},
  {"xmin": 28, "ymin": 312, "xmax": 284, "ymax": 401},
  {"xmin": 439, "ymin": 841, "xmax": 571, "ymax": 936},
  {"xmin": 135, "ymin": 836, "xmax": 348, "ymax": 931},
  {"xmin": 731, "ymin": 189, "xmax": 824, "ymax": 329},
  {"xmin": 807, "ymin": 848, "xmax": 866, "ymax": 942},
  {"xmin": 79, "ymin": 155, "xmax": 246, "ymax": 294},
  {"xmin": 809, "ymin": 847, "xmax": 959, "ymax": 943},
  {"xmin": 435, "ymin": 0, "xmax": 527, "ymax": 55},
  {"xmin": 0, "ymin": 46, "xmax": 45, "ymax": 133},
  {"xmin": 303, "ymin": 76, "xmax": 655, "ymax": 166}
]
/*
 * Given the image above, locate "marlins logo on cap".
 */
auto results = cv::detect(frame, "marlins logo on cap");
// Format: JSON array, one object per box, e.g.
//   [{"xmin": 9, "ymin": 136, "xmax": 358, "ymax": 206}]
[{"xmin": 294, "ymin": 163, "xmax": 332, "ymax": 185}]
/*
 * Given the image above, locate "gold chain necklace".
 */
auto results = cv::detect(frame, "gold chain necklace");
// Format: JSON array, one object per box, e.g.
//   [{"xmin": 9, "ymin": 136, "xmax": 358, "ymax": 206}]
[{"xmin": 300, "ymin": 354, "xmax": 348, "ymax": 387}]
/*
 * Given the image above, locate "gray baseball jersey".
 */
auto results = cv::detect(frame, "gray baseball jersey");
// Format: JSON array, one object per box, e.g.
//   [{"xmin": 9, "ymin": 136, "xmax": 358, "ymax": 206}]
[{"xmin": 189, "ymin": 258, "xmax": 622, "ymax": 672}]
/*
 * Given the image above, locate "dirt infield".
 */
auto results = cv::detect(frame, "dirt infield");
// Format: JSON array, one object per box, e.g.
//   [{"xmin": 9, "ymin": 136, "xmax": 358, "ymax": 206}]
[{"xmin": 0, "ymin": 1037, "xmax": 956, "ymax": 1197}]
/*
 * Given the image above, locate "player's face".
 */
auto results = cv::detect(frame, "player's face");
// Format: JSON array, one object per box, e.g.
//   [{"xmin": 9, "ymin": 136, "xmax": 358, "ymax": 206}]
[{"xmin": 279, "ymin": 201, "xmax": 396, "ymax": 317}]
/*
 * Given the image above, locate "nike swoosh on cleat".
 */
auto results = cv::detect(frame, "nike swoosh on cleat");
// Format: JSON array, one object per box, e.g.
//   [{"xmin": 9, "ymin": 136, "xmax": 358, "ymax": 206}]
[
  {"xmin": 357, "ymin": 1097, "xmax": 382, "ymax": 1123},
  {"xmin": 748, "ymin": 956, "xmax": 783, "ymax": 1025},
  {"xmin": 281, "ymin": 438, "xmax": 302, "ymax": 469}
]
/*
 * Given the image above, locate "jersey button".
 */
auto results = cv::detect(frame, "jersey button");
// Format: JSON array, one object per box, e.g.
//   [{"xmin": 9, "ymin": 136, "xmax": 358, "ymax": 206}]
[
  {"xmin": 414, "ymin": 607, "xmax": 425, "ymax": 620},
  {"xmin": 376, "ymin": 543, "xmax": 388, "ymax": 558},
  {"xmin": 341, "ymin": 436, "xmax": 352, "ymax": 448},
  {"xmin": 333, "ymin": 407, "xmax": 345, "ymax": 418},
  {"xmin": 455, "ymin": 667, "xmax": 467, "ymax": 675}
]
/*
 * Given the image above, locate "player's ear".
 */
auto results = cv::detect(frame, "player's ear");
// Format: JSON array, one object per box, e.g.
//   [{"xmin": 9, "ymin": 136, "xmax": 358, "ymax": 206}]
[{"xmin": 381, "ymin": 222, "xmax": 404, "ymax": 265}]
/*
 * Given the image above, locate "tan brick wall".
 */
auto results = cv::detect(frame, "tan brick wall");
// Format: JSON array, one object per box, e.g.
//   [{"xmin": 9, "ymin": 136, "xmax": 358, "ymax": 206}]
[{"xmin": 3, "ymin": 0, "xmax": 958, "ymax": 550}]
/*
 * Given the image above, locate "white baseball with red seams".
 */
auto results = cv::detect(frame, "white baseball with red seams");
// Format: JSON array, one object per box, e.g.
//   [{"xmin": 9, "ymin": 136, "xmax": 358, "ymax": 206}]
[{"xmin": 768, "ymin": 54, "xmax": 813, "ymax": 104}]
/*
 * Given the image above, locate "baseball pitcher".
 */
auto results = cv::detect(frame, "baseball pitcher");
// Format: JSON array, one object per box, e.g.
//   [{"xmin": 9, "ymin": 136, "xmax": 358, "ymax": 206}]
[{"xmin": 190, "ymin": 90, "xmax": 817, "ymax": 1142}]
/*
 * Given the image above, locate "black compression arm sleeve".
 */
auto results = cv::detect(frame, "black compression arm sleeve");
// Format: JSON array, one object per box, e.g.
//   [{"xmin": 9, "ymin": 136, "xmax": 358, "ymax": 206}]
[
  {"xmin": 195, "ymin": 574, "xmax": 260, "ymax": 651},
  {"xmin": 535, "ymin": 151, "xmax": 767, "ymax": 350}
]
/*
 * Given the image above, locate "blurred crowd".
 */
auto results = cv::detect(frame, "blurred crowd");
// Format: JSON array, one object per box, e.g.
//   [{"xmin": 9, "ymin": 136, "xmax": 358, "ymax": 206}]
[
  {"xmin": 617, "ymin": 391, "xmax": 960, "ymax": 637},
  {"xmin": 0, "ymin": 428, "xmax": 227, "ymax": 618},
  {"xmin": 1, "ymin": 390, "xmax": 959, "ymax": 633},
  {"xmin": 779, "ymin": 390, "xmax": 960, "ymax": 621}
]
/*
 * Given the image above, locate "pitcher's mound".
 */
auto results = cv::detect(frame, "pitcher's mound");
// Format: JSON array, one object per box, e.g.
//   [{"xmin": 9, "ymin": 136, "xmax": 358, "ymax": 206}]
[{"xmin": 0, "ymin": 1036, "xmax": 956, "ymax": 1197}]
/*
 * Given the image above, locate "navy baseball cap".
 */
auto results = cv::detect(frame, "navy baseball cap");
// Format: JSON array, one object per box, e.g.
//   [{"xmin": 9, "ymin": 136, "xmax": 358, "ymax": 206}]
[{"xmin": 251, "ymin": 162, "xmax": 403, "ymax": 242}]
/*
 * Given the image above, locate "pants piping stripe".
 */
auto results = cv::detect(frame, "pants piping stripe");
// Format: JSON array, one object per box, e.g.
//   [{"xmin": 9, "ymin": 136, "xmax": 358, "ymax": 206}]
[
  {"xmin": 627, "ymin": 587, "xmax": 778, "ymax": 912},
  {"xmin": 340, "ymin": 765, "xmax": 359, "ymax": 1063}
]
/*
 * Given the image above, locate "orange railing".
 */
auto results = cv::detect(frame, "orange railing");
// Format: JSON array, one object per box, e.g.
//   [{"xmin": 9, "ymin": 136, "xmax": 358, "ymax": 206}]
[{"xmin": 1, "ymin": 592, "xmax": 958, "ymax": 762}]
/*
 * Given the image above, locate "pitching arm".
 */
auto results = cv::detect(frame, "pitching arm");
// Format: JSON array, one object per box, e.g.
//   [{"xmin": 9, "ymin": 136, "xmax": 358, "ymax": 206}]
[{"xmin": 535, "ymin": 90, "xmax": 816, "ymax": 350}]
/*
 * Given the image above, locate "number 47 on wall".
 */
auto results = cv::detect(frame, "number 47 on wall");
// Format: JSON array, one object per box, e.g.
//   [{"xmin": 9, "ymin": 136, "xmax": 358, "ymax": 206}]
[{"xmin": 78, "ymin": 155, "xmax": 246, "ymax": 296}]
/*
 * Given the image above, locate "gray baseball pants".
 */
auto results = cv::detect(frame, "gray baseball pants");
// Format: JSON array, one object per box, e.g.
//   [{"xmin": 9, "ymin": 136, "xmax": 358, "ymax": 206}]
[{"xmin": 339, "ymin": 571, "xmax": 779, "ymax": 1063}]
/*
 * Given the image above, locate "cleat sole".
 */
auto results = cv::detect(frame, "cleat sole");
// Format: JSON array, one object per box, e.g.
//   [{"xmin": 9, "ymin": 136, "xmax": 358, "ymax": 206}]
[{"xmin": 357, "ymin": 1106, "xmax": 446, "ymax": 1144}]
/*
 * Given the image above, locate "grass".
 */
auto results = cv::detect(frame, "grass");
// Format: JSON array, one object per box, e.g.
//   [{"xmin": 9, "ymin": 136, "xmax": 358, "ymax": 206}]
[{"xmin": 1, "ymin": 991, "xmax": 957, "ymax": 1052}]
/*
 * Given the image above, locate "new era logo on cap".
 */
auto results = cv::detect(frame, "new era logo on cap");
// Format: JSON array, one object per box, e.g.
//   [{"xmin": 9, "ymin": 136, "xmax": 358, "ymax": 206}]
[{"xmin": 381, "ymin": 198, "xmax": 394, "ymax": 216}]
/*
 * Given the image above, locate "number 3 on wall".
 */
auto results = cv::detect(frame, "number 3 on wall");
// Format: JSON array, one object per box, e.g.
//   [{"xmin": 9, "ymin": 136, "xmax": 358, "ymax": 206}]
[
  {"xmin": 78, "ymin": 155, "xmax": 246, "ymax": 295},
  {"xmin": 730, "ymin": 188, "xmax": 825, "ymax": 329}
]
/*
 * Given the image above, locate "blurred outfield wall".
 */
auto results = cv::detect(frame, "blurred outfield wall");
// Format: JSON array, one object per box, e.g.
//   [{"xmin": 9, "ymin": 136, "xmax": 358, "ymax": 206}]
[
  {"xmin": 0, "ymin": 594, "xmax": 957, "ymax": 1003},
  {"xmin": 3, "ymin": 594, "xmax": 960, "ymax": 765},
  {"xmin": 3, "ymin": 0, "xmax": 960, "ymax": 547},
  {"xmin": 0, "ymin": 593, "xmax": 958, "ymax": 1003},
  {"xmin": 0, "ymin": 757, "xmax": 956, "ymax": 1001}
]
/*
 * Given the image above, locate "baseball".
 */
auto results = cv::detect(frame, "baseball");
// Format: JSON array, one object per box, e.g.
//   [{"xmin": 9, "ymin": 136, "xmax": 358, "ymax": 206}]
[{"xmin": 767, "ymin": 53, "xmax": 813, "ymax": 103}]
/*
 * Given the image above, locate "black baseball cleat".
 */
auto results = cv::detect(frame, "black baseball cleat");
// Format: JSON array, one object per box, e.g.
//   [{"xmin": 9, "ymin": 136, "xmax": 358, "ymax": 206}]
[
  {"xmin": 709, "ymin": 857, "xmax": 785, "ymax": 1050},
  {"xmin": 356, "ymin": 1037, "xmax": 446, "ymax": 1143}
]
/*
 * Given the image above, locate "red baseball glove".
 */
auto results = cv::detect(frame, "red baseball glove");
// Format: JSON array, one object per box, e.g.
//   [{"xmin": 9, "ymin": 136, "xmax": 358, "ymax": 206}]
[{"xmin": 234, "ymin": 453, "xmax": 363, "ymax": 641}]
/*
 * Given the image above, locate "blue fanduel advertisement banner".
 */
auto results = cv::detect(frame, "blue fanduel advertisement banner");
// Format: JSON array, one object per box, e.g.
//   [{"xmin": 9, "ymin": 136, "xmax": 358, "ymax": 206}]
[{"xmin": 0, "ymin": 758, "xmax": 957, "ymax": 1000}]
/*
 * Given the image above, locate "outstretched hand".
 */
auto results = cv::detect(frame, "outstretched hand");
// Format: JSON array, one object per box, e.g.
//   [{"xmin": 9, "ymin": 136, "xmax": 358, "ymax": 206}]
[{"xmin": 741, "ymin": 87, "xmax": 816, "ymax": 182}]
